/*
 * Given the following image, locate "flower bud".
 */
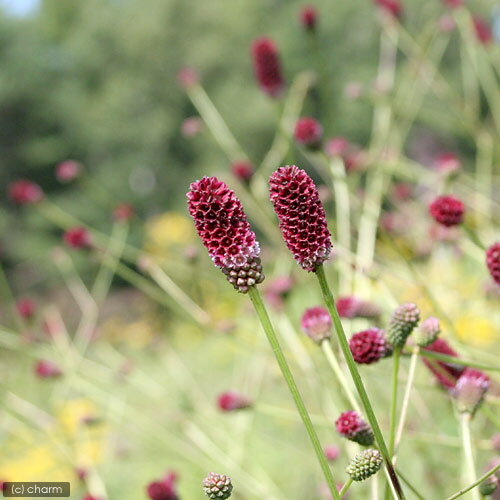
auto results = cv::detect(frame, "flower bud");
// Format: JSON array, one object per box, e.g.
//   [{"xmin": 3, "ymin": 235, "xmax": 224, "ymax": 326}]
[
  {"xmin": 415, "ymin": 317, "xmax": 441, "ymax": 347},
  {"xmin": 337, "ymin": 296, "xmax": 380, "ymax": 319},
  {"xmin": 203, "ymin": 472, "xmax": 233, "ymax": 499},
  {"xmin": 35, "ymin": 360, "xmax": 63, "ymax": 379},
  {"xmin": 453, "ymin": 368, "xmax": 489, "ymax": 416},
  {"xmin": 63, "ymin": 227, "xmax": 93, "ymax": 249},
  {"xmin": 231, "ymin": 161, "xmax": 254, "ymax": 183},
  {"xmin": 56, "ymin": 160, "xmax": 82, "ymax": 183},
  {"xmin": 346, "ymin": 449, "xmax": 382, "ymax": 481},
  {"xmin": 479, "ymin": 474, "xmax": 498, "ymax": 496},
  {"xmin": 301, "ymin": 306, "xmax": 332, "ymax": 343},
  {"xmin": 294, "ymin": 117, "xmax": 323, "ymax": 148},
  {"xmin": 16, "ymin": 298, "xmax": 36, "ymax": 320},
  {"xmin": 251, "ymin": 38, "xmax": 284, "ymax": 98},
  {"xmin": 429, "ymin": 195, "xmax": 465, "ymax": 227},
  {"xmin": 349, "ymin": 328, "xmax": 392, "ymax": 365},
  {"xmin": 217, "ymin": 391, "xmax": 252, "ymax": 412},
  {"xmin": 422, "ymin": 338, "xmax": 464, "ymax": 389},
  {"xmin": 9, "ymin": 180, "xmax": 43, "ymax": 205},
  {"xmin": 387, "ymin": 303, "xmax": 420, "ymax": 348},
  {"xmin": 335, "ymin": 411, "xmax": 374, "ymax": 446},
  {"xmin": 486, "ymin": 242, "xmax": 500, "ymax": 286}
]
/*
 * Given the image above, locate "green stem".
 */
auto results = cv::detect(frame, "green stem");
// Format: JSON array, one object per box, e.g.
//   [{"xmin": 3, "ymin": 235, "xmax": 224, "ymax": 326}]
[
  {"xmin": 445, "ymin": 463, "xmax": 500, "ymax": 500},
  {"xmin": 394, "ymin": 348, "xmax": 419, "ymax": 461},
  {"xmin": 339, "ymin": 478, "xmax": 353, "ymax": 498},
  {"xmin": 388, "ymin": 347, "xmax": 401, "ymax": 456},
  {"xmin": 247, "ymin": 286, "xmax": 340, "ymax": 500},
  {"xmin": 395, "ymin": 469, "xmax": 426, "ymax": 500},
  {"xmin": 321, "ymin": 340, "xmax": 361, "ymax": 413},
  {"xmin": 460, "ymin": 413, "xmax": 479, "ymax": 500},
  {"xmin": 315, "ymin": 265, "xmax": 405, "ymax": 500}
]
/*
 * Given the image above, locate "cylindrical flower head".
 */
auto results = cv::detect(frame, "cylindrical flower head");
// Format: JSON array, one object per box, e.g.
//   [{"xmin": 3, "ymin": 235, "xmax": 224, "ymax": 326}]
[
  {"xmin": 429, "ymin": 195, "xmax": 465, "ymax": 227},
  {"xmin": 217, "ymin": 391, "xmax": 252, "ymax": 412},
  {"xmin": 453, "ymin": 368, "xmax": 489, "ymax": 416},
  {"xmin": 294, "ymin": 117, "xmax": 323, "ymax": 148},
  {"xmin": 349, "ymin": 328, "xmax": 392, "ymax": 365},
  {"xmin": 203, "ymin": 472, "xmax": 233, "ymax": 499},
  {"xmin": 300, "ymin": 5, "xmax": 318, "ymax": 31},
  {"xmin": 346, "ymin": 449, "xmax": 382, "ymax": 481},
  {"xmin": 187, "ymin": 177, "xmax": 264, "ymax": 293},
  {"xmin": 8, "ymin": 180, "xmax": 44, "ymax": 205},
  {"xmin": 301, "ymin": 306, "xmax": 332, "ymax": 343},
  {"xmin": 422, "ymin": 338, "xmax": 464, "ymax": 390},
  {"xmin": 387, "ymin": 303, "xmax": 420, "ymax": 348},
  {"xmin": 251, "ymin": 37, "xmax": 284, "ymax": 98},
  {"xmin": 269, "ymin": 166, "xmax": 332, "ymax": 272},
  {"xmin": 415, "ymin": 317, "xmax": 441, "ymax": 347},
  {"xmin": 486, "ymin": 242, "xmax": 500, "ymax": 285},
  {"xmin": 479, "ymin": 474, "xmax": 498, "ymax": 496},
  {"xmin": 335, "ymin": 410, "xmax": 374, "ymax": 446}
]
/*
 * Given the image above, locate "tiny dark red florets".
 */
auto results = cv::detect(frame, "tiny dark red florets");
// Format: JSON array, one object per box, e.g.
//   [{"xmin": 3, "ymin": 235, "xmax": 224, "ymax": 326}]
[
  {"xmin": 335, "ymin": 410, "xmax": 374, "ymax": 445},
  {"xmin": 146, "ymin": 472, "xmax": 178, "ymax": 500},
  {"xmin": 486, "ymin": 242, "xmax": 500, "ymax": 285},
  {"xmin": 349, "ymin": 328, "xmax": 391, "ymax": 365},
  {"xmin": 300, "ymin": 5, "xmax": 318, "ymax": 31},
  {"xmin": 8, "ymin": 180, "xmax": 44, "ymax": 205},
  {"xmin": 251, "ymin": 37, "xmax": 285, "ymax": 98},
  {"xmin": 422, "ymin": 338, "xmax": 464, "ymax": 389},
  {"xmin": 269, "ymin": 166, "xmax": 332, "ymax": 272},
  {"xmin": 294, "ymin": 117, "xmax": 323, "ymax": 147},
  {"xmin": 429, "ymin": 195, "xmax": 465, "ymax": 227}
]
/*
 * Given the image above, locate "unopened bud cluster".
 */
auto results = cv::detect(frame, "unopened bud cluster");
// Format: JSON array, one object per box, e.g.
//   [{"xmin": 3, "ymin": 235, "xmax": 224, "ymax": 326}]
[
  {"xmin": 387, "ymin": 303, "xmax": 420, "ymax": 348},
  {"xmin": 203, "ymin": 472, "xmax": 233, "ymax": 499},
  {"xmin": 346, "ymin": 449, "xmax": 382, "ymax": 481}
]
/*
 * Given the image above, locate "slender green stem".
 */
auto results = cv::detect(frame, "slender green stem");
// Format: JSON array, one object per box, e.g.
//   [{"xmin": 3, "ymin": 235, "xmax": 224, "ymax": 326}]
[
  {"xmin": 339, "ymin": 478, "xmax": 353, "ymax": 498},
  {"xmin": 414, "ymin": 350, "xmax": 500, "ymax": 372},
  {"xmin": 315, "ymin": 265, "xmax": 405, "ymax": 500},
  {"xmin": 395, "ymin": 469, "xmax": 426, "ymax": 500},
  {"xmin": 445, "ymin": 463, "xmax": 500, "ymax": 500},
  {"xmin": 388, "ymin": 347, "xmax": 401, "ymax": 456},
  {"xmin": 321, "ymin": 340, "xmax": 361, "ymax": 413},
  {"xmin": 394, "ymin": 348, "xmax": 419, "ymax": 461},
  {"xmin": 460, "ymin": 413, "xmax": 479, "ymax": 500},
  {"xmin": 247, "ymin": 286, "xmax": 340, "ymax": 500}
]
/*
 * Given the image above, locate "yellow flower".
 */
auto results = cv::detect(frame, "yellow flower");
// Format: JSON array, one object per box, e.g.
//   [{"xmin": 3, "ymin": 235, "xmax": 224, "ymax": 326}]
[{"xmin": 455, "ymin": 315, "xmax": 497, "ymax": 346}]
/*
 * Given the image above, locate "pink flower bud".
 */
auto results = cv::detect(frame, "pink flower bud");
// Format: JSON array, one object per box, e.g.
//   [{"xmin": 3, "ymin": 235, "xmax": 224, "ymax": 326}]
[
  {"xmin": 146, "ymin": 471, "xmax": 178, "ymax": 500},
  {"xmin": 335, "ymin": 410, "xmax": 374, "ymax": 446},
  {"xmin": 181, "ymin": 117, "xmax": 203, "ymax": 137},
  {"xmin": 486, "ymin": 242, "xmax": 500, "ymax": 286},
  {"xmin": 251, "ymin": 37, "xmax": 285, "ymax": 98},
  {"xmin": 434, "ymin": 152, "xmax": 460, "ymax": 173},
  {"xmin": 349, "ymin": 328, "xmax": 391, "ymax": 365},
  {"xmin": 56, "ymin": 160, "xmax": 82, "ymax": 182},
  {"xmin": 177, "ymin": 67, "xmax": 199, "ymax": 89},
  {"xmin": 301, "ymin": 306, "xmax": 332, "ymax": 343},
  {"xmin": 294, "ymin": 117, "xmax": 323, "ymax": 148},
  {"xmin": 473, "ymin": 17, "xmax": 492, "ymax": 45},
  {"xmin": 429, "ymin": 195, "xmax": 465, "ymax": 227},
  {"xmin": 113, "ymin": 203, "xmax": 135, "ymax": 222},
  {"xmin": 324, "ymin": 445, "xmax": 340, "ymax": 461},
  {"xmin": 63, "ymin": 227, "xmax": 93, "ymax": 249},
  {"xmin": 231, "ymin": 161, "xmax": 254, "ymax": 183},
  {"xmin": 336, "ymin": 296, "xmax": 381, "ymax": 319},
  {"xmin": 269, "ymin": 166, "xmax": 332, "ymax": 271},
  {"xmin": 217, "ymin": 391, "xmax": 252, "ymax": 412},
  {"xmin": 374, "ymin": 0, "xmax": 402, "ymax": 19},
  {"xmin": 453, "ymin": 368, "xmax": 489, "ymax": 416},
  {"xmin": 300, "ymin": 5, "xmax": 318, "ymax": 31},
  {"xmin": 8, "ymin": 180, "xmax": 43, "ymax": 205},
  {"xmin": 16, "ymin": 298, "xmax": 36, "ymax": 320},
  {"xmin": 35, "ymin": 359, "xmax": 63, "ymax": 379}
]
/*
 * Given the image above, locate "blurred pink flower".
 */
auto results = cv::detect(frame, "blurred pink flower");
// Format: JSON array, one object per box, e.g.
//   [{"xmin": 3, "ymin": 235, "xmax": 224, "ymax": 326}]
[
  {"xmin": 217, "ymin": 391, "xmax": 252, "ymax": 411},
  {"xmin": 8, "ymin": 180, "xmax": 43, "ymax": 205},
  {"xmin": 181, "ymin": 116, "xmax": 203, "ymax": 137},
  {"xmin": 56, "ymin": 160, "xmax": 82, "ymax": 183},
  {"xmin": 35, "ymin": 359, "xmax": 63, "ymax": 379}
]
